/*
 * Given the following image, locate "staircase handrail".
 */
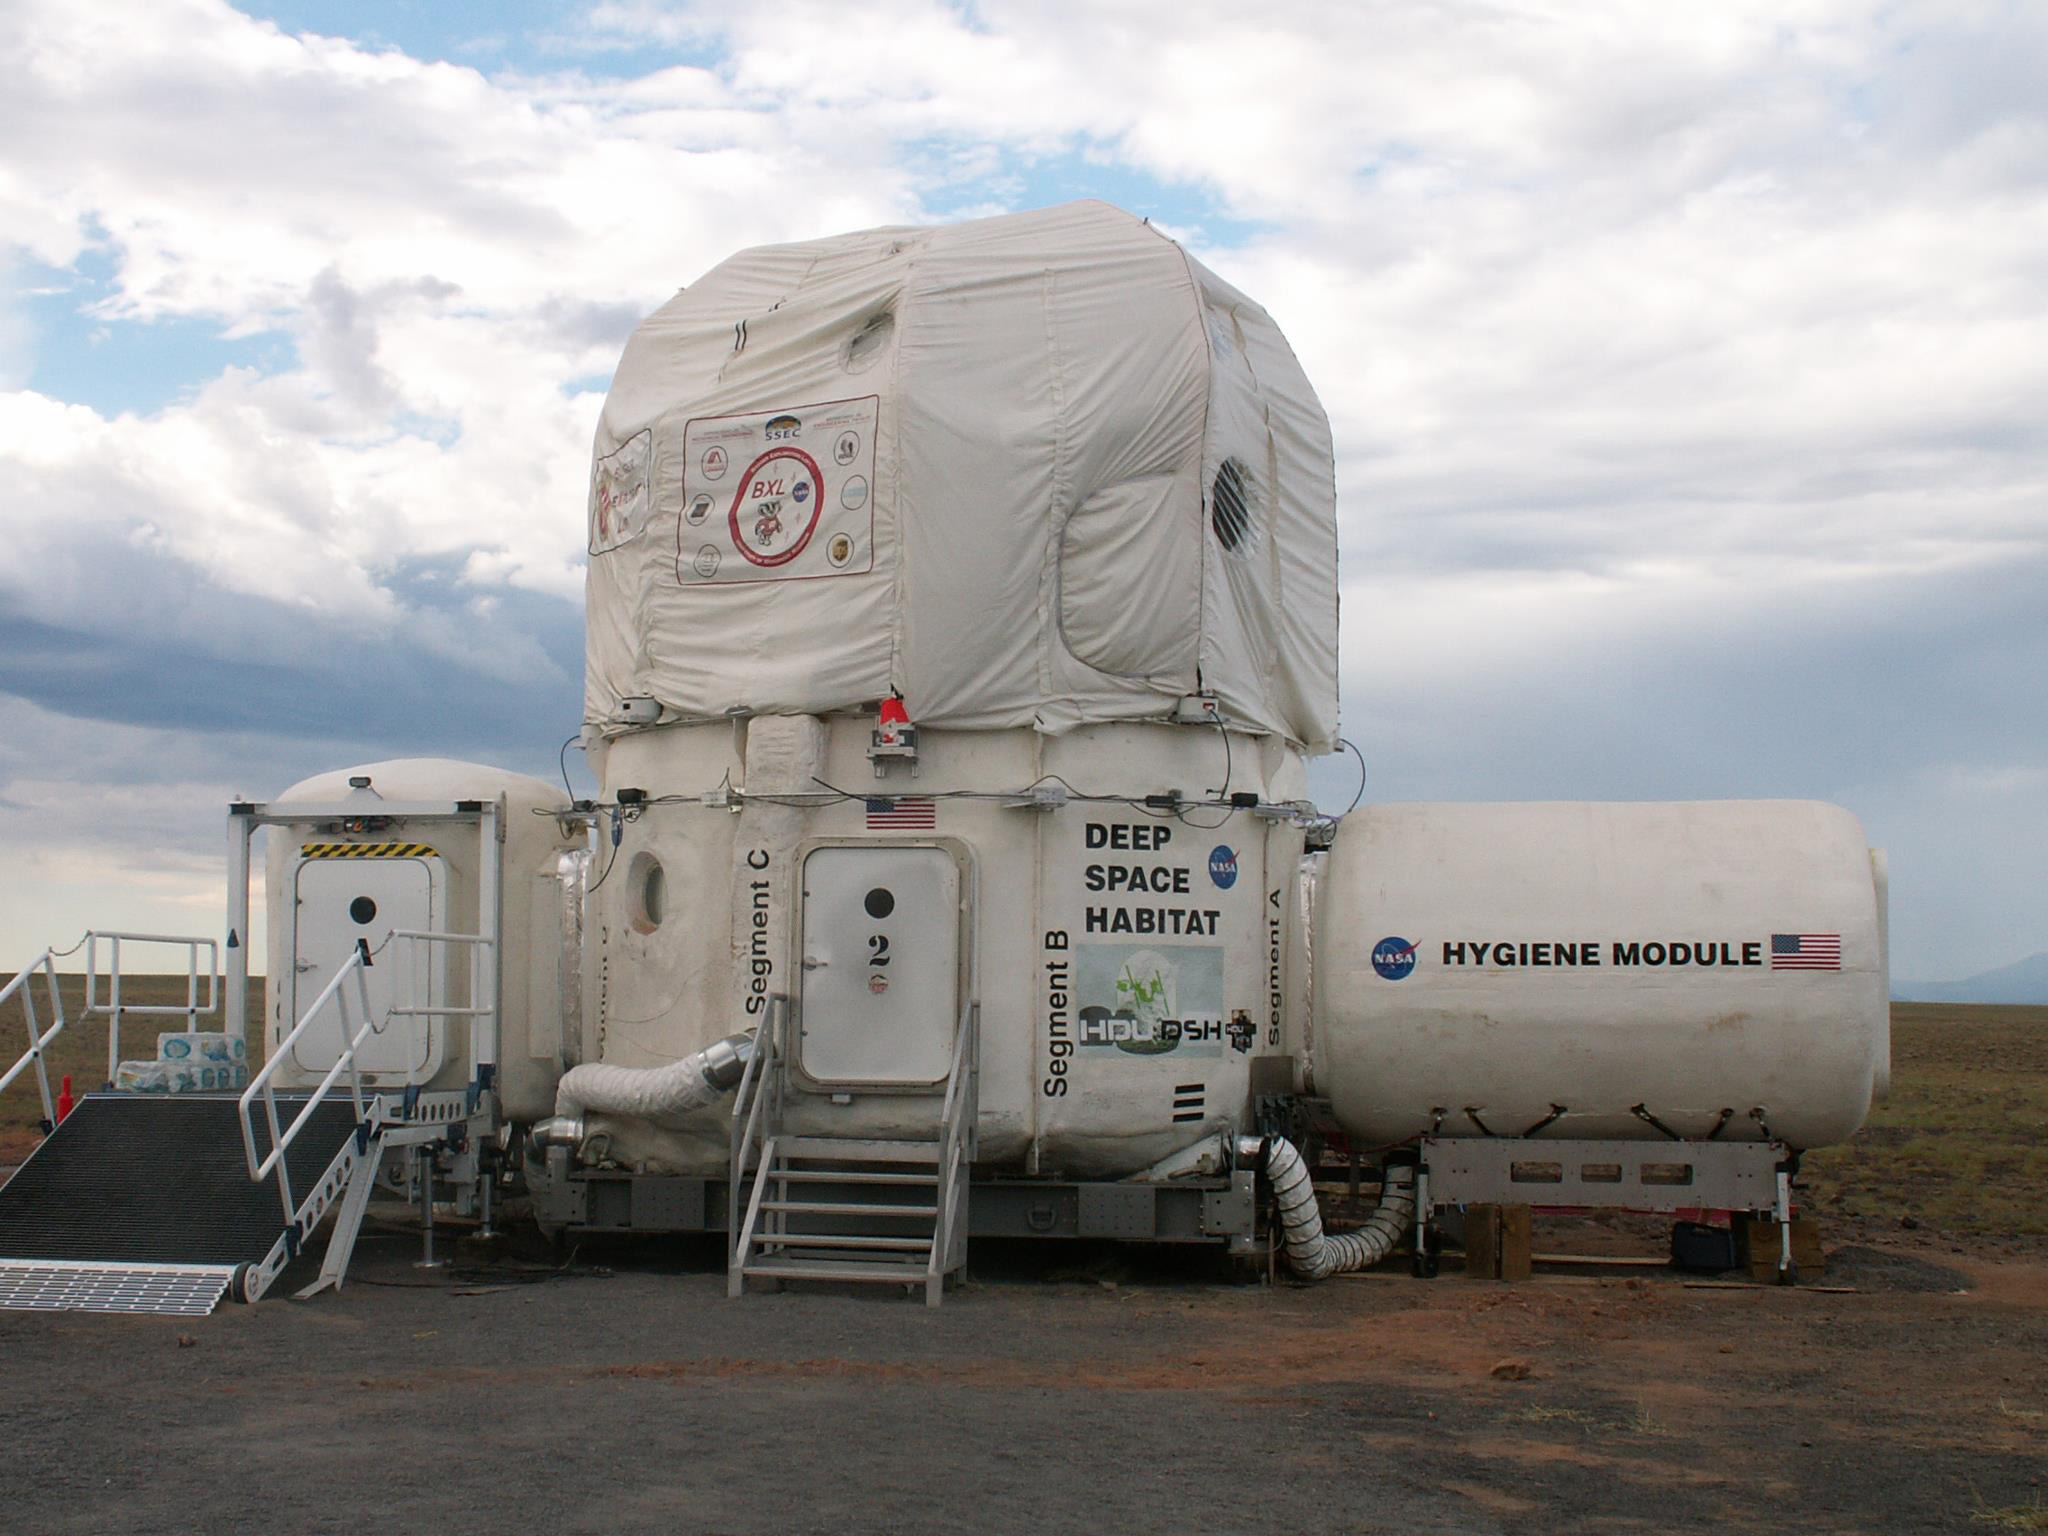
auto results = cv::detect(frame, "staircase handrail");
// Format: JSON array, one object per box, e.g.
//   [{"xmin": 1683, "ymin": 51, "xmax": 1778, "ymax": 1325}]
[
  {"xmin": 84, "ymin": 932, "xmax": 222, "ymax": 1085},
  {"xmin": 383, "ymin": 930, "xmax": 495, "ymax": 1018},
  {"xmin": 238, "ymin": 943, "xmax": 380, "ymax": 1227},
  {"xmin": 928, "ymin": 998, "xmax": 979, "ymax": 1290},
  {"xmin": 0, "ymin": 952, "xmax": 69, "ymax": 1128},
  {"xmin": 728, "ymin": 993, "xmax": 784, "ymax": 1268}
]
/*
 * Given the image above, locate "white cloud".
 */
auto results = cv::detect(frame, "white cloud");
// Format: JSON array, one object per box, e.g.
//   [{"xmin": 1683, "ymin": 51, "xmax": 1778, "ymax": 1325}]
[
  {"xmin": 0, "ymin": 0, "xmax": 931, "ymax": 634},
  {"xmin": 0, "ymin": 695, "xmax": 277, "ymax": 967},
  {"xmin": 1, "ymin": 0, "xmax": 2045, "ymax": 978}
]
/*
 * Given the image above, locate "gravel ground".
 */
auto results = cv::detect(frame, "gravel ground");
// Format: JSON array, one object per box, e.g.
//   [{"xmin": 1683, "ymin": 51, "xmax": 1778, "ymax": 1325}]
[{"xmin": 2, "ymin": 1222, "xmax": 2044, "ymax": 1535}]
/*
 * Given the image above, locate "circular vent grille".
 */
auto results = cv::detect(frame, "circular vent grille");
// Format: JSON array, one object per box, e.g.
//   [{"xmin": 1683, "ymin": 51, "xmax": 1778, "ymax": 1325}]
[
  {"xmin": 844, "ymin": 309, "xmax": 894, "ymax": 373},
  {"xmin": 1211, "ymin": 459, "xmax": 1252, "ymax": 551}
]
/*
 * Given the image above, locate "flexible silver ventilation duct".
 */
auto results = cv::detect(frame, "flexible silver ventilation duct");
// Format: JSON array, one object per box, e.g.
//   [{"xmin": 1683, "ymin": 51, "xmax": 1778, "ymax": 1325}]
[
  {"xmin": 552, "ymin": 1030, "xmax": 755, "ymax": 1121},
  {"xmin": 1239, "ymin": 1135, "xmax": 1415, "ymax": 1280}
]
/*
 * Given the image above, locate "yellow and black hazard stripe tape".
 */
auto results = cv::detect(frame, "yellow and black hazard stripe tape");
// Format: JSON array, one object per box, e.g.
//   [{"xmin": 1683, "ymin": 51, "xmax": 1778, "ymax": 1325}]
[{"xmin": 299, "ymin": 842, "xmax": 440, "ymax": 859}]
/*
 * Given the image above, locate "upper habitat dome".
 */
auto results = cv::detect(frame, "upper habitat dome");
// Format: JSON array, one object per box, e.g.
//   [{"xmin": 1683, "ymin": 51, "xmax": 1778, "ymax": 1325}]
[{"xmin": 585, "ymin": 200, "xmax": 1337, "ymax": 749}]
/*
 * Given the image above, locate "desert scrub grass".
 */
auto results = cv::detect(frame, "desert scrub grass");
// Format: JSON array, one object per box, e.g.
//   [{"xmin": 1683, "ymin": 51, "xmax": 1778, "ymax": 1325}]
[
  {"xmin": 1498, "ymin": 1402, "xmax": 1673, "ymax": 1438},
  {"xmin": 1802, "ymin": 1005, "xmax": 2048, "ymax": 1239},
  {"xmin": 1625, "ymin": 1401, "xmax": 1672, "ymax": 1438},
  {"xmin": 1497, "ymin": 1405, "xmax": 1604, "ymax": 1429},
  {"xmin": 1972, "ymin": 1502, "xmax": 2048, "ymax": 1532}
]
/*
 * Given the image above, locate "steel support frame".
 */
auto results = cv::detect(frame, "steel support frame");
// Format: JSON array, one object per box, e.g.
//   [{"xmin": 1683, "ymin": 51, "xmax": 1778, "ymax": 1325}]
[
  {"xmin": 245, "ymin": 1089, "xmax": 475, "ymax": 1303},
  {"xmin": 1415, "ymin": 1134, "xmax": 1800, "ymax": 1281},
  {"xmin": 224, "ymin": 797, "xmax": 503, "ymax": 1081},
  {"xmin": 1416, "ymin": 1135, "xmax": 1788, "ymax": 1214},
  {"xmin": 533, "ymin": 1168, "xmax": 1260, "ymax": 1245}
]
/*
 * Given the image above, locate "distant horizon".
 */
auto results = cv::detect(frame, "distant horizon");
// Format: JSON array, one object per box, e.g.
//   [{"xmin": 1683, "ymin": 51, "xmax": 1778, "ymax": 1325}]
[{"xmin": 17, "ymin": 952, "xmax": 2048, "ymax": 993}]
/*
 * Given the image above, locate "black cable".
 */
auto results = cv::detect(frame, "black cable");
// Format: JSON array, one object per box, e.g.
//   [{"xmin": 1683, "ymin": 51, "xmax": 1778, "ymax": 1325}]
[
  {"xmin": 558, "ymin": 733, "xmax": 583, "ymax": 802},
  {"xmin": 1209, "ymin": 720, "xmax": 1231, "ymax": 801},
  {"xmin": 584, "ymin": 807, "xmax": 624, "ymax": 894},
  {"xmin": 585, "ymin": 769, "xmax": 1305, "ymax": 822},
  {"xmin": 1339, "ymin": 737, "xmax": 1367, "ymax": 816}
]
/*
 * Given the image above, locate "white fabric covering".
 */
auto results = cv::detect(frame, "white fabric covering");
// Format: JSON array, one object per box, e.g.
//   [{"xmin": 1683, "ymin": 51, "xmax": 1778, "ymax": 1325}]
[{"xmin": 585, "ymin": 201, "xmax": 1337, "ymax": 750}]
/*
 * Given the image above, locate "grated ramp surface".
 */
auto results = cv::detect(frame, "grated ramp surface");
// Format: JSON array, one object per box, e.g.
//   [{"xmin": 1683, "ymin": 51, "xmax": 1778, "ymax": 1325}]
[
  {"xmin": 0, "ymin": 1260, "xmax": 235, "ymax": 1315},
  {"xmin": 0, "ymin": 1093, "xmax": 363, "ymax": 1267}
]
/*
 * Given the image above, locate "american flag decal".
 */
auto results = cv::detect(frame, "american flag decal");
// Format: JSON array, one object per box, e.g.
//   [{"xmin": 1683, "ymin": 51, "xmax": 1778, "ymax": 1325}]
[
  {"xmin": 865, "ymin": 796, "xmax": 936, "ymax": 831},
  {"xmin": 1770, "ymin": 933, "xmax": 1841, "ymax": 971}
]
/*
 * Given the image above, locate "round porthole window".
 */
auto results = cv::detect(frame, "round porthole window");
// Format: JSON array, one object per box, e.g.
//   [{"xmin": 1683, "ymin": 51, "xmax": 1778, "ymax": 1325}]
[
  {"xmin": 628, "ymin": 852, "xmax": 666, "ymax": 934},
  {"xmin": 844, "ymin": 309, "xmax": 895, "ymax": 373},
  {"xmin": 1211, "ymin": 459, "xmax": 1252, "ymax": 552},
  {"xmin": 348, "ymin": 896, "xmax": 378, "ymax": 926}
]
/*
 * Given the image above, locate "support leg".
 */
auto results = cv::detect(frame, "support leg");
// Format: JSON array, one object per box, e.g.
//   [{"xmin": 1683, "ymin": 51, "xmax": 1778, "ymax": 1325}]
[
  {"xmin": 1775, "ymin": 1167, "xmax": 1796, "ymax": 1285},
  {"xmin": 475, "ymin": 1145, "xmax": 497, "ymax": 1241},
  {"xmin": 416, "ymin": 1146, "xmax": 447, "ymax": 1270},
  {"xmin": 296, "ymin": 1141, "xmax": 383, "ymax": 1300},
  {"xmin": 1412, "ymin": 1164, "xmax": 1433, "ymax": 1278}
]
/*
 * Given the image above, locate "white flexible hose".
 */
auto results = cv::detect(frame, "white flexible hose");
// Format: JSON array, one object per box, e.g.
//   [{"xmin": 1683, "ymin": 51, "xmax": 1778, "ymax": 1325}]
[
  {"xmin": 1246, "ymin": 1135, "xmax": 1415, "ymax": 1280},
  {"xmin": 553, "ymin": 1031, "xmax": 753, "ymax": 1120}
]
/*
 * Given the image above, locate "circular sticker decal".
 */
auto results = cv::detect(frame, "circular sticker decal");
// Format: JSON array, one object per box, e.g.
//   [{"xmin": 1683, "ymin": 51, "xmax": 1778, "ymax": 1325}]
[
  {"xmin": 834, "ymin": 431, "xmax": 860, "ymax": 466},
  {"xmin": 1208, "ymin": 846, "xmax": 1238, "ymax": 889},
  {"xmin": 685, "ymin": 493, "xmax": 712, "ymax": 526},
  {"xmin": 1370, "ymin": 937, "xmax": 1418, "ymax": 981},
  {"xmin": 700, "ymin": 445, "xmax": 728, "ymax": 480},
  {"xmin": 826, "ymin": 533, "xmax": 854, "ymax": 568},
  {"xmin": 691, "ymin": 545, "xmax": 721, "ymax": 578},
  {"xmin": 840, "ymin": 474, "xmax": 869, "ymax": 511},
  {"xmin": 728, "ymin": 447, "xmax": 825, "ymax": 568}
]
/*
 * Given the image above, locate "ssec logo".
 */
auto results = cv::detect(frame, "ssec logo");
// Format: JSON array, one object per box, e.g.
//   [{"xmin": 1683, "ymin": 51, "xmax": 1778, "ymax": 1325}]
[
  {"xmin": 1208, "ymin": 846, "xmax": 1238, "ymax": 889},
  {"xmin": 1371, "ymin": 936, "xmax": 1417, "ymax": 981}
]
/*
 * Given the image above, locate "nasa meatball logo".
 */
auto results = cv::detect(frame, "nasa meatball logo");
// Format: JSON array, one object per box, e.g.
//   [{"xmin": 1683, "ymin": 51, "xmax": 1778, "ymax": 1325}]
[
  {"xmin": 1208, "ymin": 846, "xmax": 1238, "ymax": 890},
  {"xmin": 1371, "ymin": 936, "xmax": 1418, "ymax": 981}
]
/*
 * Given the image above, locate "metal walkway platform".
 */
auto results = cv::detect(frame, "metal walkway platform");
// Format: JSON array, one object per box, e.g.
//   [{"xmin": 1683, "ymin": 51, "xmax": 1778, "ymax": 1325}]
[{"xmin": 0, "ymin": 1093, "xmax": 364, "ymax": 1314}]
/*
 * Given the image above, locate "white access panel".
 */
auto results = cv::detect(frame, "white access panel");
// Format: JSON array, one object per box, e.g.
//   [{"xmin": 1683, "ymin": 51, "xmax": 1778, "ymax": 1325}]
[
  {"xmin": 290, "ymin": 857, "xmax": 445, "ymax": 1081},
  {"xmin": 798, "ymin": 846, "xmax": 960, "ymax": 1086}
]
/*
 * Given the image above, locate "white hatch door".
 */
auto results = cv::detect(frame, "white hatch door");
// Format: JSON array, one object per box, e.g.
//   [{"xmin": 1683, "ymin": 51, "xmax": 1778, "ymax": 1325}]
[
  {"xmin": 798, "ymin": 846, "xmax": 959, "ymax": 1086},
  {"xmin": 290, "ymin": 854, "xmax": 445, "ymax": 1081}
]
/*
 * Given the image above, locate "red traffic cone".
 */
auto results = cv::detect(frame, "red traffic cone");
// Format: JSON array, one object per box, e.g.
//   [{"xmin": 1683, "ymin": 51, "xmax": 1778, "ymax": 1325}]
[{"xmin": 55, "ymin": 1075, "xmax": 74, "ymax": 1124}]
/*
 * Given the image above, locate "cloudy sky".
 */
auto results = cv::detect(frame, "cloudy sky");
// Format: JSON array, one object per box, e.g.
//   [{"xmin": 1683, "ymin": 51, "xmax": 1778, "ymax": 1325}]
[{"xmin": 1, "ymin": 0, "xmax": 2042, "ymax": 984}]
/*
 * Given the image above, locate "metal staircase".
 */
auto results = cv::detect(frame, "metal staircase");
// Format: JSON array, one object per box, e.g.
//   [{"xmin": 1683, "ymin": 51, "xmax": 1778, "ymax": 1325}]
[
  {"xmin": 1, "ymin": 937, "xmax": 466, "ymax": 1314},
  {"xmin": 728, "ymin": 996, "xmax": 976, "ymax": 1306}
]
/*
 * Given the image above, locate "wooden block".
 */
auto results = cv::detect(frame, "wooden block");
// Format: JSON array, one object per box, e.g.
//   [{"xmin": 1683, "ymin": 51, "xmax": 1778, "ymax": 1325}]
[
  {"xmin": 1734, "ymin": 1216, "xmax": 1826, "ymax": 1280},
  {"xmin": 1467, "ymin": 1203, "xmax": 1502, "ymax": 1277},
  {"xmin": 1789, "ymin": 1217, "xmax": 1826, "ymax": 1275},
  {"xmin": 1499, "ymin": 1204, "xmax": 1533, "ymax": 1282},
  {"xmin": 1735, "ymin": 1216, "xmax": 1778, "ymax": 1281}
]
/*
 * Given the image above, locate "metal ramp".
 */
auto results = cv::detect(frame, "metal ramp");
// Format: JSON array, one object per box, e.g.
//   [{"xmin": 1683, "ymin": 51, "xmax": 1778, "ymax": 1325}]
[
  {"xmin": 4, "ymin": 922, "xmax": 489, "ymax": 1318},
  {"xmin": 729, "ymin": 998, "xmax": 977, "ymax": 1306},
  {"xmin": 0, "ymin": 1094, "xmax": 365, "ymax": 1314}
]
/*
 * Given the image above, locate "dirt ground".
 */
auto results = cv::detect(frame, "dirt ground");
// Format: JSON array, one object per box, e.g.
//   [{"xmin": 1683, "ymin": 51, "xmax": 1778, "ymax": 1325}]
[
  {"xmin": 0, "ymin": 1219, "xmax": 2043, "ymax": 1536},
  {"xmin": 4, "ymin": 995, "xmax": 2045, "ymax": 1533}
]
